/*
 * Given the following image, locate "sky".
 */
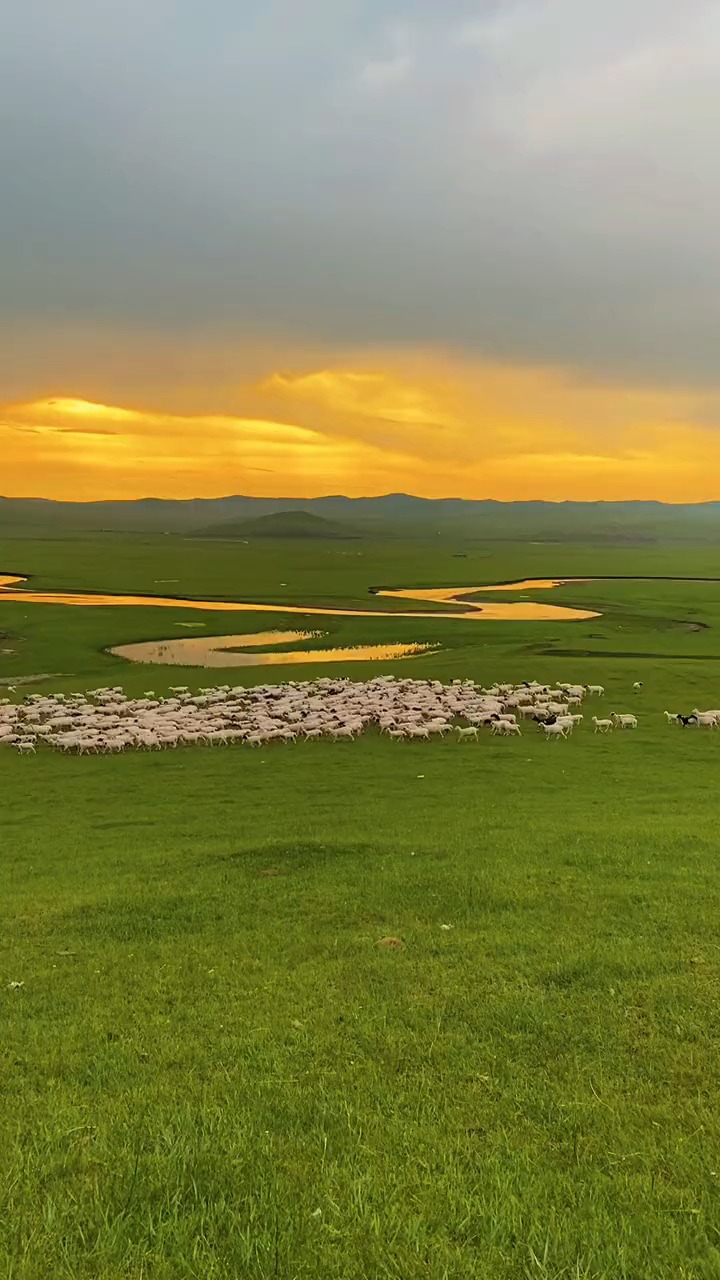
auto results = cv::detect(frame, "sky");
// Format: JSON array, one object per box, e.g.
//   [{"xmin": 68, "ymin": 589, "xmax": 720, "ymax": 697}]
[{"xmin": 2, "ymin": 0, "xmax": 719, "ymax": 502}]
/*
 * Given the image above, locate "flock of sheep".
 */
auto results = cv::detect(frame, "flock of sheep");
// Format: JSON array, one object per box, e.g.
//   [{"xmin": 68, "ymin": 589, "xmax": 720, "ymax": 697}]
[{"xmin": 0, "ymin": 675, "xmax": 661, "ymax": 755}]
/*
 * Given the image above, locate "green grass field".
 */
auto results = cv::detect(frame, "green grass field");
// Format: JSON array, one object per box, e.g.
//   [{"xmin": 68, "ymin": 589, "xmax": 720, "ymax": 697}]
[{"xmin": 3, "ymin": 534, "xmax": 720, "ymax": 1278}]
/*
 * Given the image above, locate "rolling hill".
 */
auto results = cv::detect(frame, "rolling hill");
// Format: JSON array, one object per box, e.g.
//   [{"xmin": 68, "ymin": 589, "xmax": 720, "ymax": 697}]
[{"xmin": 193, "ymin": 510, "xmax": 362, "ymax": 540}]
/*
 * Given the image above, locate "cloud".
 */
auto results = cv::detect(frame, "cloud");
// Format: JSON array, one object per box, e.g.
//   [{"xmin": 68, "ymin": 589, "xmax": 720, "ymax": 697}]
[
  {"xmin": 0, "ymin": 392, "xmax": 420, "ymax": 499},
  {"xmin": 264, "ymin": 369, "xmax": 459, "ymax": 434},
  {"xmin": 357, "ymin": 51, "xmax": 414, "ymax": 89},
  {"xmin": 3, "ymin": 356, "xmax": 720, "ymax": 501},
  {"xmin": 2, "ymin": 0, "xmax": 720, "ymax": 393},
  {"xmin": 356, "ymin": 25, "xmax": 415, "ymax": 90},
  {"xmin": 1, "ymin": 1, "xmax": 720, "ymax": 500}
]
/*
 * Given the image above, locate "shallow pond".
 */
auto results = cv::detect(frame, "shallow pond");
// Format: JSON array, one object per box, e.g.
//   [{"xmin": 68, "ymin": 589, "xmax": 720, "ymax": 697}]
[{"xmin": 110, "ymin": 631, "xmax": 436, "ymax": 667}]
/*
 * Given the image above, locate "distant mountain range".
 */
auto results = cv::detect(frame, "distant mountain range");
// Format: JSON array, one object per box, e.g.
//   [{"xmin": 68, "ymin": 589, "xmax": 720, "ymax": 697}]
[{"xmin": 2, "ymin": 493, "xmax": 720, "ymax": 542}]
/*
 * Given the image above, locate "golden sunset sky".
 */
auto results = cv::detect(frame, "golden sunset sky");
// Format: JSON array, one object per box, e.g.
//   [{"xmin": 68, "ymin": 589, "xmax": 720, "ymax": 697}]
[{"xmin": 2, "ymin": 1, "xmax": 718, "ymax": 502}]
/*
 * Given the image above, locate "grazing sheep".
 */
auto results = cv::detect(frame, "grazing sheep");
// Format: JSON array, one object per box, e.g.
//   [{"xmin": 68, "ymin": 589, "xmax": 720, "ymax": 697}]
[{"xmin": 0, "ymin": 673, "xmax": 695, "ymax": 757}]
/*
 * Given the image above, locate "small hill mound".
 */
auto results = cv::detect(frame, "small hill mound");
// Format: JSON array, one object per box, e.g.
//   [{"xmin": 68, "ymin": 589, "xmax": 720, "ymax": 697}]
[{"xmin": 194, "ymin": 510, "xmax": 361, "ymax": 540}]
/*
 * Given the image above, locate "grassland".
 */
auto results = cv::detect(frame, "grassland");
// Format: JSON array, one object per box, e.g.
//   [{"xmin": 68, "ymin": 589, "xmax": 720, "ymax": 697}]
[{"xmin": 3, "ymin": 533, "xmax": 720, "ymax": 1278}]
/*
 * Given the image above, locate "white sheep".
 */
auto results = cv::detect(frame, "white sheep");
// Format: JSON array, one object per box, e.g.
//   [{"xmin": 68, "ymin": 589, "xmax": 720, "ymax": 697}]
[
  {"xmin": 592, "ymin": 717, "xmax": 614, "ymax": 734},
  {"xmin": 542, "ymin": 722, "xmax": 568, "ymax": 739},
  {"xmin": 554, "ymin": 716, "xmax": 575, "ymax": 734},
  {"xmin": 613, "ymin": 714, "xmax": 638, "ymax": 729},
  {"xmin": 692, "ymin": 709, "xmax": 720, "ymax": 723}
]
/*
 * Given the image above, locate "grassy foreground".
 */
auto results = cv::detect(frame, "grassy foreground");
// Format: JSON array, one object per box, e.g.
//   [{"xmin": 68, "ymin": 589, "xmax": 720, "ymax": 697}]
[{"xmin": 3, "ymin": 536, "xmax": 720, "ymax": 1277}]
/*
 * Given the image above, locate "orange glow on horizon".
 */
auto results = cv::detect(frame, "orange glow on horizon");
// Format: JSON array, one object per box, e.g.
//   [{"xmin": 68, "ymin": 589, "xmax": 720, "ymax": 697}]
[{"xmin": 0, "ymin": 354, "xmax": 715, "ymax": 502}]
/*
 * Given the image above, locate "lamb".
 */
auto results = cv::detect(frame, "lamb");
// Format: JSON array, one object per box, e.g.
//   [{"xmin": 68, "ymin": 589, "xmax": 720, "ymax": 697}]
[
  {"xmin": 664, "ymin": 711, "xmax": 680, "ymax": 724},
  {"xmin": 491, "ymin": 720, "xmax": 521, "ymax": 736},
  {"xmin": 542, "ymin": 722, "xmax": 568, "ymax": 739},
  {"xmin": 613, "ymin": 714, "xmax": 638, "ymax": 729},
  {"xmin": 592, "ymin": 717, "xmax": 614, "ymax": 733},
  {"xmin": 554, "ymin": 716, "xmax": 576, "ymax": 734},
  {"xmin": 456, "ymin": 726, "xmax": 479, "ymax": 741},
  {"xmin": 586, "ymin": 685, "xmax": 604, "ymax": 696}
]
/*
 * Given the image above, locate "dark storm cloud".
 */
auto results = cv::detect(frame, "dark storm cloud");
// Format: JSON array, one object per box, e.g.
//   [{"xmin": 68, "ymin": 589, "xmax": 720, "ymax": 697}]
[{"xmin": 2, "ymin": 0, "xmax": 720, "ymax": 385}]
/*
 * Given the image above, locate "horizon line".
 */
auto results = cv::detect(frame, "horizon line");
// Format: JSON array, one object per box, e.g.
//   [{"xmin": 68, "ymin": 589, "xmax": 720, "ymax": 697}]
[{"xmin": 2, "ymin": 493, "xmax": 720, "ymax": 508}]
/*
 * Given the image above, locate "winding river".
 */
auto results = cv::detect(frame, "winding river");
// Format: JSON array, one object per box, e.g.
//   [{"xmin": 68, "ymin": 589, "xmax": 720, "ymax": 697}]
[
  {"xmin": 0, "ymin": 575, "xmax": 599, "ymax": 622},
  {"xmin": 0, "ymin": 573, "xmax": 600, "ymax": 668}
]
